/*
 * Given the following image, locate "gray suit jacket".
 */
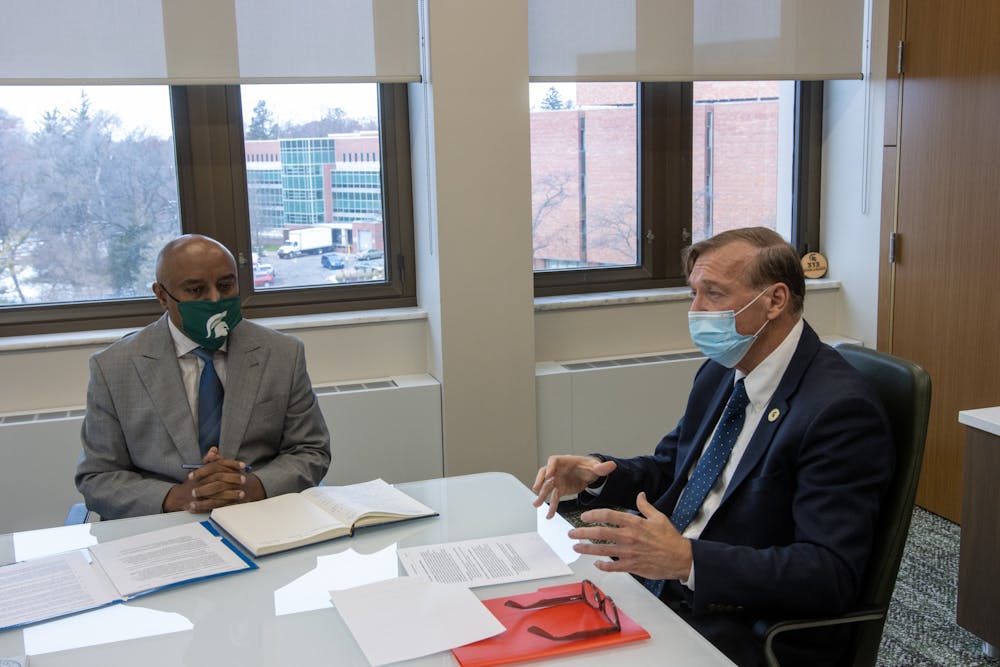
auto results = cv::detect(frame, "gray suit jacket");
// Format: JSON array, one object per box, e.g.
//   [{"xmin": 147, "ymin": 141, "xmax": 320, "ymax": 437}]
[{"xmin": 76, "ymin": 314, "xmax": 331, "ymax": 519}]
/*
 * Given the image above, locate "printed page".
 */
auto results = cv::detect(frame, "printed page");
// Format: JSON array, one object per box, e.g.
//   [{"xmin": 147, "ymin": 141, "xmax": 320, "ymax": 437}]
[
  {"xmin": 397, "ymin": 532, "xmax": 572, "ymax": 588},
  {"xmin": 89, "ymin": 522, "xmax": 252, "ymax": 598},
  {"xmin": 0, "ymin": 549, "xmax": 118, "ymax": 630},
  {"xmin": 303, "ymin": 479, "xmax": 436, "ymax": 526}
]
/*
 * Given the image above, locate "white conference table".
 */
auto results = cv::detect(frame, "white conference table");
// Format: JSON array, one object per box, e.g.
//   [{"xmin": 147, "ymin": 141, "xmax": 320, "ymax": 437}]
[{"xmin": 0, "ymin": 472, "xmax": 733, "ymax": 666}]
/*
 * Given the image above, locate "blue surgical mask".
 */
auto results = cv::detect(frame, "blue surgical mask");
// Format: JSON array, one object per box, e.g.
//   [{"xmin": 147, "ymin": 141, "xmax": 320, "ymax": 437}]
[{"xmin": 688, "ymin": 286, "xmax": 771, "ymax": 368}]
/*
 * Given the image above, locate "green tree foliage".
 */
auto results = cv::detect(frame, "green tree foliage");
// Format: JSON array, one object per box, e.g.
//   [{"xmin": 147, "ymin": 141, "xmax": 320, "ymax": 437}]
[{"xmin": 246, "ymin": 99, "xmax": 277, "ymax": 139}]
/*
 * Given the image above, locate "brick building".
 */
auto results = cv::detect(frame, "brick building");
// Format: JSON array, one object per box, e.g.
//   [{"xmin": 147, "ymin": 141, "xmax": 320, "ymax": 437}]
[{"xmin": 530, "ymin": 82, "xmax": 780, "ymax": 269}]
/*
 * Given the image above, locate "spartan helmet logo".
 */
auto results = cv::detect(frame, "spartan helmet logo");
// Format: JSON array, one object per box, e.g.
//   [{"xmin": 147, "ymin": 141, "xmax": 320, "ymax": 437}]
[{"xmin": 205, "ymin": 311, "xmax": 230, "ymax": 339}]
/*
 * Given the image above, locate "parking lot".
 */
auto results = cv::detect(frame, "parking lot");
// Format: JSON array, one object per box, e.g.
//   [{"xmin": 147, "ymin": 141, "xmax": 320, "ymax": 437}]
[{"xmin": 253, "ymin": 251, "xmax": 386, "ymax": 291}]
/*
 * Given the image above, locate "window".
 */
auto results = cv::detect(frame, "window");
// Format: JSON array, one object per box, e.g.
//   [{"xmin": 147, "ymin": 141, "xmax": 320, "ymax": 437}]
[
  {"xmin": 1, "ymin": 83, "xmax": 415, "ymax": 336},
  {"xmin": 243, "ymin": 86, "xmax": 387, "ymax": 290},
  {"xmin": 0, "ymin": 86, "xmax": 181, "ymax": 309},
  {"xmin": 530, "ymin": 81, "xmax": 821, "ymax": 296}
]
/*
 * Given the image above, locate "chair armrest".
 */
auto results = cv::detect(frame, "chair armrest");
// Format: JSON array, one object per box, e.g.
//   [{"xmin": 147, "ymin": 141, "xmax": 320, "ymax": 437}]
[
  {"xmin": 754, "ymin": 606, "xmax": 886, "ymax": 667},
  {"xmin": 64, "ymin": 503, "xmax": 101, "ymax": 525}
]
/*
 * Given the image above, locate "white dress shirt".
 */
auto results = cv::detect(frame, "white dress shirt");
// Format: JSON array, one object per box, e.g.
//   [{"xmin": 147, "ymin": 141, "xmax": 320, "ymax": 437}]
[
  {"xmin": 166, "ymin": 317, "xmax": 228, "ymax": 425},
  {"xmin": 680, "ymin": 318, "xmax": 803, "ymax": 588}
]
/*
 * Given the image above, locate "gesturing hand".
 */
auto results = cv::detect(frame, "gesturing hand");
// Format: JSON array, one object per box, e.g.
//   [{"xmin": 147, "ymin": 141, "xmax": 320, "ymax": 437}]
[
  {"xmin": 532, "ymin": 455, "xmax": 618, "ymax": 519},
  {"xmin": 568, "ymin": 492, "xmax": 693, "ymax": 581}
]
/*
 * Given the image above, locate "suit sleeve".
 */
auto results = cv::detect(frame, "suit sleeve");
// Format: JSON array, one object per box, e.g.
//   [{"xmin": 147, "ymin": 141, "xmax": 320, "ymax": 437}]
[
  {"xmin": 250, "ymin": 339, "xmax": 331, "ymax": 497},
  {"xmin": 689, "ymin": 394, "xmax": 894, "ymax": 616},
  {"xmin": 76, "ymin": 355, "xmax": 177, "ymax": 519},
  {"xmin": 578, "ymin": 425, "xmax": 684, "ymax": 509}
]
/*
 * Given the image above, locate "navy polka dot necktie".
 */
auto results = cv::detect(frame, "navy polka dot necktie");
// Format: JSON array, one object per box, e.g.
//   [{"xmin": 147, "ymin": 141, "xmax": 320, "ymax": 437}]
[
  {"xmin": 192, "ymin": 347, "xmax": 224, "ymax": 457},
  {"xmin": 670, "ymin": 379, "xmax": 750, "ymax": 532}
]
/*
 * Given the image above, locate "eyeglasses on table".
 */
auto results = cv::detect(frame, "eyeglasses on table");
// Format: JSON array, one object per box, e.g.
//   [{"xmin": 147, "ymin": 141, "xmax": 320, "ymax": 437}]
[{"xmin": 503, "ymin": 579, "xmax": 621, "ymax": 641}]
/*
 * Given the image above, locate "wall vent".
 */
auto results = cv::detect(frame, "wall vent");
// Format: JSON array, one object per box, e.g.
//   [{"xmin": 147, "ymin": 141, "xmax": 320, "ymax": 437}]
[
  {"xmin": 561, "ymin": 350, "xmax": 703, "ymax": 371},
  {"xmin": 0, "ymin": 408, "xmax": 86, "ymax": 425},
  {"xmin": 314, "ymin": 379, "xmax": 398, "ymax": 395}
]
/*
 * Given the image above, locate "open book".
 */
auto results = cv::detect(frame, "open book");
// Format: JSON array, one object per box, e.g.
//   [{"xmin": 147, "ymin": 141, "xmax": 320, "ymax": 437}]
[
  {"xmin": 0, "ymin": 521, "xmax": 256, "ymax": 632},
  {"xmin": 210, "ymin": 478, "xmax": 437, "ymax": 556}
]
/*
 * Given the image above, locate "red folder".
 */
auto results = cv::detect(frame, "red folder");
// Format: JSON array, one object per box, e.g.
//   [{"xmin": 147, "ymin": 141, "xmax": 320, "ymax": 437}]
[{"xmin": 452, "ymin": 582, "xmax": 650, "ymax": 667}]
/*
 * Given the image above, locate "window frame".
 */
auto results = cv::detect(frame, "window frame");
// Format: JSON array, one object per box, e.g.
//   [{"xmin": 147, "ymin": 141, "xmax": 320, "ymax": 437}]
[
  {"xmin": 1, "ymin": 83, "xmax": 416, "ymax": 337},
  {"xmin": 532, "ymin": 81, "xmax": 823, "ymax": 297}
]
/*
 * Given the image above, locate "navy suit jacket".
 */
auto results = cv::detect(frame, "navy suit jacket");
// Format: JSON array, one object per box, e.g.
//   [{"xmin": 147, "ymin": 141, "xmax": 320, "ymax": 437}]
[{"xmin": 583, "ymin": 321, "xmax": 894, "ymax": 619}]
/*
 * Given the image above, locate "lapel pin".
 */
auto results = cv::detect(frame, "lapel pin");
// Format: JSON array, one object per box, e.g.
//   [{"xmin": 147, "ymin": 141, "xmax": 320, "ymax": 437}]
[{"xmin": 768, "ymin": 408, "xmax": 780, "ymax": 423}]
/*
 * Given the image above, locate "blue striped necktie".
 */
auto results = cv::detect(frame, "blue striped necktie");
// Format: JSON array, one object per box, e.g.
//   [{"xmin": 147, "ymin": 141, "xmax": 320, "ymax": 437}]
[
  {"xmin": 191, "ymin": 347, "xmax": 224, "ymax": 457},
  {"xmin": 670, "ymin": 379, "xmax": 750, "ymax": 532}
]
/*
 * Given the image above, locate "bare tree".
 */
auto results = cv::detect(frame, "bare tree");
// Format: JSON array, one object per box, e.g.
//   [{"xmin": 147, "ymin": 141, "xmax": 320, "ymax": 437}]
[
  {"xmin": 531, "ymin": 171, "xmax": 573, "ymax": 255},
  {"xmin": 587, "ymin": 201, "xmax": 639, "ymax": 265},
  {"xmin": 2, "ymin": 92, "xmax": 180, "ymax": 303},
  {"xmin": 0, "ymin": 110, "xmax": 45, "ymax": 304}
]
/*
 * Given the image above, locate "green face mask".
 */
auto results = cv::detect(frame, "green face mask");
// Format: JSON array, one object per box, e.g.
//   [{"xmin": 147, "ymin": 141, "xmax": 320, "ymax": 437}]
[{"xmin": 174, "ymin": 296, "xmax": 243, "ymax": 350}]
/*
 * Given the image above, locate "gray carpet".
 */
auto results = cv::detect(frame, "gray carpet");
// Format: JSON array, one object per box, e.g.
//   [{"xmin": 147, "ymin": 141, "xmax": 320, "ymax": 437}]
[
  {"xmin": 557, "ymin": 503, "xmax": 998, "ymax": 666},
  {"xmin": 878, "ymin": 507, "xmax": 997, "ymax": 666}
]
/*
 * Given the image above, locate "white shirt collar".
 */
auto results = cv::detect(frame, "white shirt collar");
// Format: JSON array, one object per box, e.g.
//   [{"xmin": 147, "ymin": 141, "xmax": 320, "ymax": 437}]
[
  {"xmin": 736, "ymin": 318, "xmax": 804, "ymax": 411},
  {"xmin": 166, "ymin": 316, "xmax": 227, "ymax": 358}
]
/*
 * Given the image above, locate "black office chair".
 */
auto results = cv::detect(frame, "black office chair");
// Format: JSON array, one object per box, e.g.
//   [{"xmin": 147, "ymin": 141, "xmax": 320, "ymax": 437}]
[{"xmin": 756, "ymin": 343, "xmax": 932, "ymax": 667}]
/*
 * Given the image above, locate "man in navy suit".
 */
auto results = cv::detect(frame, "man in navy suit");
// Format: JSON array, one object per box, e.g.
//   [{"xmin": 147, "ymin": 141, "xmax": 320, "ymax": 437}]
[{"xmin": 533, "ymin": 227, "xmax": 893, "ymax": 666}]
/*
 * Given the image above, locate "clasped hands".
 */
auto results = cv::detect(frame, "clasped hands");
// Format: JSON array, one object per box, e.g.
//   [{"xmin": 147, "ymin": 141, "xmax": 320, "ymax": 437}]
[
  {"xmin": 532, "ymin": 455, "xmax": 693, "ymax": 582},
  {"xmin": 163, "ymin": 447, "xmax": 265, "ymax": 513}
]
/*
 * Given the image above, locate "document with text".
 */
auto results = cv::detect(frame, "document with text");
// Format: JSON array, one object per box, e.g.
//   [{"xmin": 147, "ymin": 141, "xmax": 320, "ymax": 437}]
[
  {"xmin": 0, "ymin": 522, "xmax": 255, "ymax": 631},
  {"xmin": 397, "ymin": 532, "xmax": 572, "ymax": 588}
]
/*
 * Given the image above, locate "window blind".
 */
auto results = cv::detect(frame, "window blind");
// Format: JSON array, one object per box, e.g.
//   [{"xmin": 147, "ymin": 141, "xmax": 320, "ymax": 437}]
[
  {"xmin": 0, "ymin": 0, "xmax": 421, "ymax": 84},
  {"xmin": 528, "ymin": 0, "xmax": 865, "ymax": 82}
]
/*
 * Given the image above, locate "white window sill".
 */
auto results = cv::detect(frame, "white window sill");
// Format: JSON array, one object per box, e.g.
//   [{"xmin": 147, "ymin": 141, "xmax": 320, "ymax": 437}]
[
  {"xmin": 1, "ymin": 279, "xmax": 840, "ymax": 353},
  {"xmin": 0, "ymin": 307, "xmax": 428, "ymax": 354}
]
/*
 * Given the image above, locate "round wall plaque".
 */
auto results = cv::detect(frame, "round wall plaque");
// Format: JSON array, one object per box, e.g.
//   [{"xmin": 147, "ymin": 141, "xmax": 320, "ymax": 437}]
[{"xmin": 801, "ymin": 251, "xmax": 828, "ymax": 279}]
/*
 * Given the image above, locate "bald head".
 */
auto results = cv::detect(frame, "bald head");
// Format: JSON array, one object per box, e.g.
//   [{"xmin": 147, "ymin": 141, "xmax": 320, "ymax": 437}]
[
  {"xmin": 152, "ymin": 235, "xmax": 239, "ymax": 327},
  {"xmin": 155, "ymin": 235, "xmax": 236, "ymax": 285}
]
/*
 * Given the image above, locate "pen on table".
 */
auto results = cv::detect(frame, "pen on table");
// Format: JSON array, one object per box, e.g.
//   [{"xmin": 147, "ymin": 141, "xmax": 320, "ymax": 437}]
[{"xmin": 181, "ymin": 463, "xmax": 253, "ymax": 472}]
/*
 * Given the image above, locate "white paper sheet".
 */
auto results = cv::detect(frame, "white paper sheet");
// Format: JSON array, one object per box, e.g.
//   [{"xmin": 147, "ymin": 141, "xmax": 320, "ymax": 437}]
[
  {"xmin": 397, "ymin": 531, "xmax": 572, "ymax": 587},
  {"xmin": 88, "ymin": 522, "xmax": 251, "ymax": 597},
  {"xmin": 329, "ymin": 577, "xmax": 504, "ymax": 666},
  {"xmin": 0, "ymin": 549, "xmax": 118, "ymax": 629}
]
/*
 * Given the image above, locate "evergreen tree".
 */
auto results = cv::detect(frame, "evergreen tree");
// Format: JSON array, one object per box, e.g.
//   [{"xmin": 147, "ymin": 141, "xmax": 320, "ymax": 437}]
[
  {"xmin": 247, "ymin": 100, "xmax": 276, "ymax": 139},
  {"xmin": 540, "ymin": 86, "xmax": 566, "ymax": 110}
]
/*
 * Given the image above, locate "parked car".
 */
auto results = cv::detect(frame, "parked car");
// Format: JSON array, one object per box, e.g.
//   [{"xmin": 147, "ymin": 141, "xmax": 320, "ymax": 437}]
[
  {"xmin": 355, "ymin": 248, "xmax": 384, "ymax": 262},
  {"xmin": 321, "ymin": 254, "xmax": 345, "ymax": 270},
  {"xmin": 253, "ymin": 263, "xmax": 275, "ymax": 287}
]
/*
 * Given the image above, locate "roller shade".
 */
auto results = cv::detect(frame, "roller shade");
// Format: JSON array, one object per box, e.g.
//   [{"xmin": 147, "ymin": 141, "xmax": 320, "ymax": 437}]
[
  {"xmin": 0, "ymin": 0, "xmax": 421, "ymax": 84},
  {"xmin": 529, "ymin": 0, "xmax": 865, "ymax": 82}
]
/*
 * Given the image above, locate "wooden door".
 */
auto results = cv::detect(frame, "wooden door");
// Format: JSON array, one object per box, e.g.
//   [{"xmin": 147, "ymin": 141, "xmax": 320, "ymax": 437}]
[{"xmin": 882, "ymin": 0, "xmax": 1000, "ymax": 522}]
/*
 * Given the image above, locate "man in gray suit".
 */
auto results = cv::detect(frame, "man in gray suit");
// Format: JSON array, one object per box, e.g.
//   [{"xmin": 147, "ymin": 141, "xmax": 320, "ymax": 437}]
[{"xmin": 76, "ymin": 235, "xmax": 331, "ymax": 519}]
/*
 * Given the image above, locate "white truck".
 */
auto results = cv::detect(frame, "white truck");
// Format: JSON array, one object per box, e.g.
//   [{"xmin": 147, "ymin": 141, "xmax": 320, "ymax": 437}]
[{"xmin": 277, "ymin": 226, "xmax": 336, "ymax": 258}]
